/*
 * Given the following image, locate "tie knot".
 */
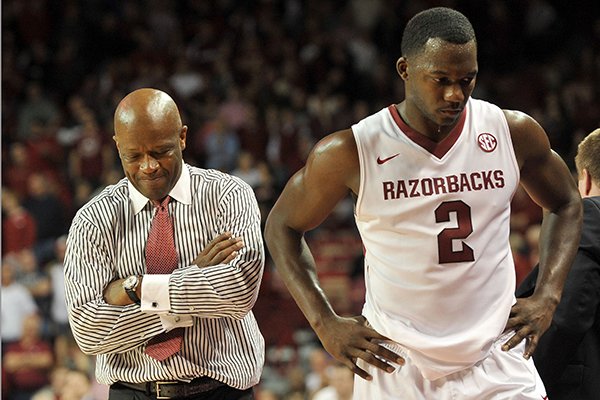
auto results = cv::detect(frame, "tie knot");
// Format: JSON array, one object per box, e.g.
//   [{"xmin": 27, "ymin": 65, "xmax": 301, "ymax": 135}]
[{"xmin": 152, "ymin": 196, "xmax": 171, "ymax": 210}]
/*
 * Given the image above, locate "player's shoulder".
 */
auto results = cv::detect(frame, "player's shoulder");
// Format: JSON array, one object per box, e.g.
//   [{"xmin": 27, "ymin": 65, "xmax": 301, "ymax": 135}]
[
  {"xmin": 500, "ymin": 108, "xmax": 550, "ymax": 163},
  {"xmin": 303, "ymin": 129, "xmax": 360, "ymax": 190},
  {"xmin": 309, "ymin": 129, "xmax": 359, "ymax": 172},
  {"xmin": 501, "ymin": 108, "xmax": 538, "ymax": 128},
  {"xmin": 313, "ymin": 129, "xmax": 356, "ymax": 156}
]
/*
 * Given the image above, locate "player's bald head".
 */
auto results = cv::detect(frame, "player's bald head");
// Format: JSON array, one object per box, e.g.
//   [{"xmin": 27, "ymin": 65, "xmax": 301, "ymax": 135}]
[{"xmin": 114, "ymin": 88, "xmax": 182, "ymax": 138}]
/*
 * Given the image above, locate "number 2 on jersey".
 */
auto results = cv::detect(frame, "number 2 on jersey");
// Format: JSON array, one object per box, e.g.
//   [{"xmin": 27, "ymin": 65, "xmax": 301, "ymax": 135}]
[{"xmin": 435, "ymin": 200, "xmax": 475, "ymax": 263}]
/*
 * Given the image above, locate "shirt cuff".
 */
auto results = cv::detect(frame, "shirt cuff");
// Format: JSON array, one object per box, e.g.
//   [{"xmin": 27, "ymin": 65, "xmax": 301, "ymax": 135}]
[
  {"xmin": 140, "ymin": 274, "xmax": 171, "ymax": 313},
  {"xmin": 158, "ymin": 314, "xmax": 194, "ymax": 332}
]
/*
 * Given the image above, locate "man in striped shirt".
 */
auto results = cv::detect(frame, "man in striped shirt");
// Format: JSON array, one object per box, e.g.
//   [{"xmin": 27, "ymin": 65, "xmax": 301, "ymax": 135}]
[{"xmin": 64, "ymin": 88, "xmax": 265, "ymax": 399}]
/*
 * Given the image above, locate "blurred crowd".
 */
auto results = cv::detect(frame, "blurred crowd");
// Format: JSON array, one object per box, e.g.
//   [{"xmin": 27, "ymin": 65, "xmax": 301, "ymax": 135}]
[{"xmin": 2, "ymin": 0, "xmax": 599, "ymax": 399}]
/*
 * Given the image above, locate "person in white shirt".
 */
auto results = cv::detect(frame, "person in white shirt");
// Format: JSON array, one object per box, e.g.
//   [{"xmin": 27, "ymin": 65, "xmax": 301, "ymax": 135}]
[
  {"xmin": 1, "ymin": 257, "xmax": 38, "ymax": 344},
  {"xmin": 65, "ymin": 88, "xmax": 265, "ymax": 399}
]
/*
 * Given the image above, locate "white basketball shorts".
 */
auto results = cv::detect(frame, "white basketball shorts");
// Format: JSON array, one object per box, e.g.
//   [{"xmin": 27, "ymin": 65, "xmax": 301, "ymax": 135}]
[{"xmin": 353, "ymin": 332, "xmax": 547, "ymax": 399}]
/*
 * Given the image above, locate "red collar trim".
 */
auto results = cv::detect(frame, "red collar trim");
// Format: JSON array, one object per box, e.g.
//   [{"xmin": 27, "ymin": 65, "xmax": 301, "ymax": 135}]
[{"xmin": 388, "ymin": 105, "xmax": 467, "ymax": 159}]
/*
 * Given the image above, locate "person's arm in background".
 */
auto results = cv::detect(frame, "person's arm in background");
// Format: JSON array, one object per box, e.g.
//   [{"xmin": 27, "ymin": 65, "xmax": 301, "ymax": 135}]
[
  {"xmin": 265, "ymin": 129, "xmax": 404, "ymax": 381},
  {"xmin": 502, "ymin": 110, "xmax": 583, "ymax": 357},
  {"xmin": 531, "ymin": 197, "xmax": 600, "ymax": 387},
  {"xmin": 3, "ymin": 345, "xmax": 53, "ymax": 372}
]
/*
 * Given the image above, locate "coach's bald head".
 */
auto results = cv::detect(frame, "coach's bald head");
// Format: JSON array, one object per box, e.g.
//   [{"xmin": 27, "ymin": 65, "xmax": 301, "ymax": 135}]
[{"xmin": 113, "ymin": 88, "xmax": 187, "ymax": 201}]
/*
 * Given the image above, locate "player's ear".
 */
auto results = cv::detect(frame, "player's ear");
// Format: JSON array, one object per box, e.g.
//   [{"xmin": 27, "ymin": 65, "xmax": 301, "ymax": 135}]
[{"xmin": 396, "ymin": 57, "xmax": 409, "ymax": 81}]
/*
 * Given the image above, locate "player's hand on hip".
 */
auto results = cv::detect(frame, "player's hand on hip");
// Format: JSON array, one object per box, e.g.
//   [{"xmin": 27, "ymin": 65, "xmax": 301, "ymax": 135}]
[
  {"xmin": 502, "ymin": 295, "xmax": 554, "ymax": 358},
  {"xmin": 194, "ymin": 232, "xmax": 244, "ymax": 268},
  {"xmin": 315, "ymin": 314, "xmax": 405, "ymax": 381}
]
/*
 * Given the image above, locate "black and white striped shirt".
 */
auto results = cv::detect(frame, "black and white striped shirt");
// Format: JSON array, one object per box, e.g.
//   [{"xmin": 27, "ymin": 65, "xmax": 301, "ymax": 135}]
[{"xmin": 64, "ymin": 164, "xmax": 265, "ymax": 387}]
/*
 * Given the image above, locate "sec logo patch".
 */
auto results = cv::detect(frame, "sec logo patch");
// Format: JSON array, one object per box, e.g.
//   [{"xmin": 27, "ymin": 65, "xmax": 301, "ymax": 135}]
[{"xmin": 477, "ymin": 133, "xmax": 497, "ymax": 152}]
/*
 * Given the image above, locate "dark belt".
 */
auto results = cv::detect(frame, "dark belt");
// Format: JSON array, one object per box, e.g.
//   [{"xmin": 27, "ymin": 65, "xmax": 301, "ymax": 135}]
[{"xmin": 113, "ymin": 376, "xmax": 225, "ymax": 399}]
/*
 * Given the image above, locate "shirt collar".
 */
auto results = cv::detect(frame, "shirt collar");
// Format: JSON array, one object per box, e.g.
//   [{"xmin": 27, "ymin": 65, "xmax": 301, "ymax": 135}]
[{"xmin": 128, "ymin": 162, "xmax": 192, "ymax": 214}]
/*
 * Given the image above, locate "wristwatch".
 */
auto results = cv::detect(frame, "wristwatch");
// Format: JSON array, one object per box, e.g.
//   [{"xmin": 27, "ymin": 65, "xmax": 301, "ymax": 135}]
[{"xmin": 123, "ymin": 275, "xmax": 141, "ymax": 305}]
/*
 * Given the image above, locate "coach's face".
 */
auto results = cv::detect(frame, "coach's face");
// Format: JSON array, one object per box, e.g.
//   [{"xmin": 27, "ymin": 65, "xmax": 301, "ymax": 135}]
[{"xmin": 113, "ymin": 89, "xmax": 187, "ymax": 201}]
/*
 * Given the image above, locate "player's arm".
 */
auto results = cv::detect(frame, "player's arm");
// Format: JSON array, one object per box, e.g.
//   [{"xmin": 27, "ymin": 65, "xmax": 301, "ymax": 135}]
[
  {"xmin": 502, "ymin": 110, "xmax": 583, "ymax": 357},
  {"xmin": 265, "ymin": 129, "xmax": 404, "ymax": 380}
]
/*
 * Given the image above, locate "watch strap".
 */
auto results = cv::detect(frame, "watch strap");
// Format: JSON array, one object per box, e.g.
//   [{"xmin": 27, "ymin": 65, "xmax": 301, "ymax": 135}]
[
  {"xmin": 126, "ymin": 287, "xmax": 141, "ymax": 304},
  {"xmin": 124, "ymin": 276, "xmax": 141, "ymax": 305}
]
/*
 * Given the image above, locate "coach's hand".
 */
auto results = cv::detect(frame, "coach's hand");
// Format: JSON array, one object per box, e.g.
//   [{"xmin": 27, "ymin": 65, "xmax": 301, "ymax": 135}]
[
  {"xmin": 194, "ymin": 232, "xmax": 244, "ymax": 268},
  {"xmin": 502, "ymin": 294, "xmax": 555, "ymax": 358},
  {"xmin": 314, "ymin": 314, "xmax": 405, "ymax": 380}
]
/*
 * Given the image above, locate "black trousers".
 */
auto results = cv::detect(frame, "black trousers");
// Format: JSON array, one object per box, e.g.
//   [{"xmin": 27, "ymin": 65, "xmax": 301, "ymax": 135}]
[{"xmin": 108, "ymin": 384, "xmax": 254, "ymax": 400}]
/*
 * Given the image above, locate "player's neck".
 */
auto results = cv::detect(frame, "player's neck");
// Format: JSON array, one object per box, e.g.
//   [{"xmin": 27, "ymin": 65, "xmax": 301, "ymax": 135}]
[{"xmin": 396, "ymin": 103, "xmax": 450, "ymax": 142}]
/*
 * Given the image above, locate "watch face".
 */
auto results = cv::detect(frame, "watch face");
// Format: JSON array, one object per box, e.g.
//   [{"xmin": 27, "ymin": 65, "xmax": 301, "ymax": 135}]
[{"xmin": 124, "ymin": 275, "xmax": 138, "ymax": 290}]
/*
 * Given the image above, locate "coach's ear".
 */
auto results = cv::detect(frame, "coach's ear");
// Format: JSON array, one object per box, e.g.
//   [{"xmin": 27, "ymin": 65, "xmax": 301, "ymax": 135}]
[
  {"xmin": 179, "ymin": 125, "xmax": 187, "ymax": 151},
  {"xmin": 396, "ymin": 57, "xmax": 408, "ymax": 81},
  {"xmin": 578, "ymin": 168, "xmax": 592, "ymax": 197}
]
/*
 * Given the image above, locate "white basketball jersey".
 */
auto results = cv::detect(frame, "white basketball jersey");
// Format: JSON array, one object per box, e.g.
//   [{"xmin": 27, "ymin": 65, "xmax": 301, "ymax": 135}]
[{"xmin": 352, "ymin": 98, "xmax": 520, "ymax": 380}]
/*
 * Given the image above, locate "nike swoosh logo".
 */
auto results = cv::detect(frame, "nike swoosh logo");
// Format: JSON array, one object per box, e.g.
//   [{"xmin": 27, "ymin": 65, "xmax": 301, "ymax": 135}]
[{"xmin": 377, "ymin": 153, "xmax": 400, "ymax": 164}]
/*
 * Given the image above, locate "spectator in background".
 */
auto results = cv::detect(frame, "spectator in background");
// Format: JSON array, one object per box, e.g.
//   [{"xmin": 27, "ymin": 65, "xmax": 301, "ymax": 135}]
[
  {"xmin": 510, "ymin": 231, "xmax": 533, "ymax": 288},
  {"xmin": 68, "ymin": 111, "xmax": 114, "ymax": 188},
  {"xmin": 1, "ymin": 258, "xmax": 38, "ymax": 346},
  {"xmin": 31, "ymin": 366, "xmax": 69, "ymax": 400},
  {"xmin": 2, "ymin": 142, "xmax": 40, "ymax": 200},
  {"xmin": 168, "ymin": 58, "xmax": 204, "ymax": 99},
  {"xmin": 24, "ymin": 117, "xmax": 65, "ymax": 177},
  {"xmin": 17, "ymin": 82, "xmax": 58, "ymax": 140},
  {"xmin": 202, "ymin": 116, "xmax": 241, "ymax": 172},
  {"xmin": 52, "ymin": 331, "xmax": 94, "ymax": 380},
  {"xmin": 510, "ymin": 185, "xmax": 543, "ymax": 234},
  {"xmin": 232, "ymin": 151, "xmax": 262, "ymax": 189},
  {"xmin": 23, "ymin": 172, "xmax": 68, "ymax": 259},
  {"xmin": 60, "ymin": 369, "xmax": 94, "ymax": 400},
  {"xmin": 312, "ymin": 363, "xmax": 354, "ymax": 400},
  {"xmin": 47, "ymin": 235, "xmax": 70, "ymax": 337},
  {"xmin": 254, "ymin": 388, "xmax": 281, "ymax": 400},
  {"xmin": 254, "ymin": 161, "xmax": 277, "ymax": 228},
  {"xmin": 2, "ymin": 188, "xmax": 37, "ymax": 255},
  {"xmin": 3, "ymin": 313, "xmax": 54, "ymax": 400},
  {"xmin": 305, "ymin": 347, "xmax": 332, "ymax": 397},
  {"xmin": 11, "ymin": 249, "xmax": 52, "ymax": 323},
  {"xmin": 218, "ymin": 86, "xmax": 252, "ymax": 132}
]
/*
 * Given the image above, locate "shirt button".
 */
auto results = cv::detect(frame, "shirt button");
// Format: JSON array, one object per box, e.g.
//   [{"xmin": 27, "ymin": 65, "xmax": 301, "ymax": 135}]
[
  {"xmin": 189, "ymin": 306, "xmax": 195, "ymax": 311},
  {"xmin": 152, "ymin": 302, "xmax": 158, "ymax": 308},
  {"xmin": 175, "ymin": 316, "xmax": 180, "ymax": 322}
]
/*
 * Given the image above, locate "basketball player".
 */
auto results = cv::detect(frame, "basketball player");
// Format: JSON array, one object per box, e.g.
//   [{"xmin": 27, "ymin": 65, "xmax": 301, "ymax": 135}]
[{"xmin": 264, "ymin": 7, "xmax": 582, "ymax": 399}]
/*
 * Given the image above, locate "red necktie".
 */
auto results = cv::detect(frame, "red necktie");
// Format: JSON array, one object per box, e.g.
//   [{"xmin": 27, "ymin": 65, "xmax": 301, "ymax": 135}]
[{"xmin": 144, "ymin": 196, "xmax": 184, "ymax": 361}]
